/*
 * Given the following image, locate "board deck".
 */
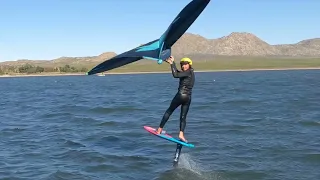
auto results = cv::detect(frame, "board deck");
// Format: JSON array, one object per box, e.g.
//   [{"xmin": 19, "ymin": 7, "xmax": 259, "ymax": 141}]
[{"xmin": 143, "ymin": 126, "xmax": 195, "ymax": 148}]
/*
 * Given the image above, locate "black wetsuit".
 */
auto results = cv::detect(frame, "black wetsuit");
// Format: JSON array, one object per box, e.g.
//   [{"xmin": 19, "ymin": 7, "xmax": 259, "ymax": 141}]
[{"xmin": 159, "ymin": 62, "xmax": 195, "ymax": 132}]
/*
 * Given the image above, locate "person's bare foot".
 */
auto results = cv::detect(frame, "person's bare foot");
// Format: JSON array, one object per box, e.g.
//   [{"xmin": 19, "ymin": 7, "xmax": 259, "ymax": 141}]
[
  {"xmin": 179, "ymin": 131, "xmax": 187, "ymax": 142},
  {"xmin": 156, "ymin": 128, "xmax": 162, "ymax": 134}
]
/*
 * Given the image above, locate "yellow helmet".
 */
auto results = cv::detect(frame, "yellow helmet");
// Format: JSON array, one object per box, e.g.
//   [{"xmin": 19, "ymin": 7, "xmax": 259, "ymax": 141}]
[{"xmin": 180, "ymin": 57, "xmax": 192, "ymax": 65}]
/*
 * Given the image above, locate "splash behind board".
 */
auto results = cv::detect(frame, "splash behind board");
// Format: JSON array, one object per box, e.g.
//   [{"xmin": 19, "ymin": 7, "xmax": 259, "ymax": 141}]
[{"xmin": 143, "ymin": 126, "xmax": 195, "ymax": 148}]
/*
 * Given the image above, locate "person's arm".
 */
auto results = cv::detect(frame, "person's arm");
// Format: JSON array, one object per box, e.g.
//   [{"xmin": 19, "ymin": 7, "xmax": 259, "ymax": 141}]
[{"xmin": 170, "ymin": 62, "xmax": 190, "ymax": 78}]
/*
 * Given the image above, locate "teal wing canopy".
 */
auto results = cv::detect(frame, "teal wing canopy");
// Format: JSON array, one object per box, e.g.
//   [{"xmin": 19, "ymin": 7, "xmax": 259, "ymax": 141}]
[{"xmin": 87, "ymin": 0, "xmax": 210, "ymax": 75}]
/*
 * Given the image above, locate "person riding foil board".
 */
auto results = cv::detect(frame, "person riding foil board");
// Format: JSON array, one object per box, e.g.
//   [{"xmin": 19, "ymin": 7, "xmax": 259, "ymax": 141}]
[{"xmin": 156, "ymin": 56, "xmax": 195, "ymax": 143}]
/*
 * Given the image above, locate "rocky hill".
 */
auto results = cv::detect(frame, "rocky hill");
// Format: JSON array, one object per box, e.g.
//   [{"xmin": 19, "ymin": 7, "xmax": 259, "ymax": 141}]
[
  {"xmin": 1, "ymin": 32, "xmax": 320, "ymax": 67},
  {"xmin": 172, "ymin": 32, "xmax": 320, "ymax": 57}
]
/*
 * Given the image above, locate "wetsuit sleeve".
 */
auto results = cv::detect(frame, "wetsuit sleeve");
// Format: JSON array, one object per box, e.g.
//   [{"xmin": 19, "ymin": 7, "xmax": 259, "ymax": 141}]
[{"xmin": 170, "ymin": 62, "xmax": 190, "ymax": 78}]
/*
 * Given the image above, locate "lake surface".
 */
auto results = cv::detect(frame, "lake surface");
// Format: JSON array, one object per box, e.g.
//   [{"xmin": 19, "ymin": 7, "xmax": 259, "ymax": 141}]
[{"xmin": 0, "ymin": 70, "xmax": 319, "ymax": 180}]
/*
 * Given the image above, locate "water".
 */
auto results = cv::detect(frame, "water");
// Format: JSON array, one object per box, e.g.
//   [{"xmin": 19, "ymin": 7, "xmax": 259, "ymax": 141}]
[{"xmin": 0, "ymin": 70, "xmax": 319, "ymax": 180}]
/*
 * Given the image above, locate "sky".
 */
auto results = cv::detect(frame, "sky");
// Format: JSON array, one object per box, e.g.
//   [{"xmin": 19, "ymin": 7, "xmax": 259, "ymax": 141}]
[{"xmin": 1, "ymin": 0, "xmax": 319, "ymax": 62}]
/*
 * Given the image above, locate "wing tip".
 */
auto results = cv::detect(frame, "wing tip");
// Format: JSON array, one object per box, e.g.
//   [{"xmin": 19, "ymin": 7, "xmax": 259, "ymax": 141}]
[{"xmin": 86, "ymin": 70, "xmax": 96, "ymax": 75}]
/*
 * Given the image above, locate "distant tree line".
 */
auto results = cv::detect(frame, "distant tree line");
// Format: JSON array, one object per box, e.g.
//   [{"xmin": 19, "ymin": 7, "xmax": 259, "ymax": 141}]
[
  {"xmin": 57, "ymin": 64, "xmax": 88, "ymax": 73},
  {"xmin": 18, "ymin": 63, "xmax": 44, "ymax": 74},
  {"xmin": 0, "ymin": 63, "xmax": 88, "ymax": 75}
]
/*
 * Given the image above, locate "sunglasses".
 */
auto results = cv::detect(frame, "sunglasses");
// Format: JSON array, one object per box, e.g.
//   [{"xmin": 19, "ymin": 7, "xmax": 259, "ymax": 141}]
[{"xmin": 180, "ymin": 62, "xmax": 189, "ymax": 65}]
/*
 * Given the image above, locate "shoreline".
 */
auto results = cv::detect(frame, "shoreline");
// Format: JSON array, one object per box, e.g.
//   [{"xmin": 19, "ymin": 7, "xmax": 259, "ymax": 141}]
[{"xmin": 1, "ymin": 67, "xmax": 320, "ymax": 78}]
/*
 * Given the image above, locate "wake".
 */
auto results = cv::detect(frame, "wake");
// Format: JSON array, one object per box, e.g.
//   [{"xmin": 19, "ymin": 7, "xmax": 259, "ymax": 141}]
[
  {"xmin": 178, "ymin": 153, "xmax": 203, "ymax": 176},
  {"xmin": 155, "ymin": 153, "xmax": 228, "ymax": 180}
]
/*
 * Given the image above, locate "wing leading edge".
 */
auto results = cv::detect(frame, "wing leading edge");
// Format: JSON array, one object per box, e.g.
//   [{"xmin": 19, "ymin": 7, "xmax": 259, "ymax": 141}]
[{"xmin": 161, "ymin": 0, "xmax": 211, "ymax": 50}]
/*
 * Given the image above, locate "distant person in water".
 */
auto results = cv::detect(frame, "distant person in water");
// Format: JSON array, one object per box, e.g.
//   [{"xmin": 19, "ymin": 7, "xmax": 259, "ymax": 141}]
[{"xmin": 156, "ymin": 56, "xmax": 195, "ymax": 142}]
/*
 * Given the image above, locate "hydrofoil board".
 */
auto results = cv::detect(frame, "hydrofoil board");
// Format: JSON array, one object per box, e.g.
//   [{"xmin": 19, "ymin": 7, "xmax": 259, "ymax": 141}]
[{"xmin": 143, "ymin": 126, "xmax": 195, "ymax": 148}]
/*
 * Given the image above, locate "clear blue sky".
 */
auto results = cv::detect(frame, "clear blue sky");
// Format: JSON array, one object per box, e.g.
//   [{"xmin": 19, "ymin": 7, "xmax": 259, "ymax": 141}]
[{"xmin": 1, "ymin": 0, "xmax": 319, "ymax": 62}]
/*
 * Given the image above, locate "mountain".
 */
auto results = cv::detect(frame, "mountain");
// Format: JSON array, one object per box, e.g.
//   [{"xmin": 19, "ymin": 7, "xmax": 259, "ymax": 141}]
[
  {"xmin": 172, "ymin": 32, "xmax": 320, "ymax": 57},
  {"xmin": 1, "ymin": 32, "xmax": 320, "ymax": 67},
  {"xmin": 274, "ymin": 38, "xmax": 320, "ymax": 57}
]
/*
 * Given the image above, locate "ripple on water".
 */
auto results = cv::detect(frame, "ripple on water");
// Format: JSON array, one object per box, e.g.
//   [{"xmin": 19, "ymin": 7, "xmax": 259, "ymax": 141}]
[
  {"xmin": 301, "ymin": 153, "xmax": 320, "ymax": 165},
  {"xmin": 52, "ymin": 149, "xmax": 107, "ymax": 165},
  {"xmin": 44, "ymin": 170, "xmax": 95, "ymax": 180},
  {"xmin": 63, "ymin": 139, "xmax": 86, "ymax": 148},
  {"xmin": 89, "ymin": 106, "xmax": 145, "ymax": 114},
  {"xmin": 298, "ymin": 120, "xmax": 320, "ymax": 127},
  {"xmin": 0, "ymin": 127, "xmax": 26, "ymax": 136}
]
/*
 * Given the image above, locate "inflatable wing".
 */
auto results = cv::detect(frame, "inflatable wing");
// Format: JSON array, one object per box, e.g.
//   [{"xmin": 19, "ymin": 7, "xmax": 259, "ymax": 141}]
[{"xmin": 87, "ymin": 0, "xmax": 210, "ymax": 75}]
